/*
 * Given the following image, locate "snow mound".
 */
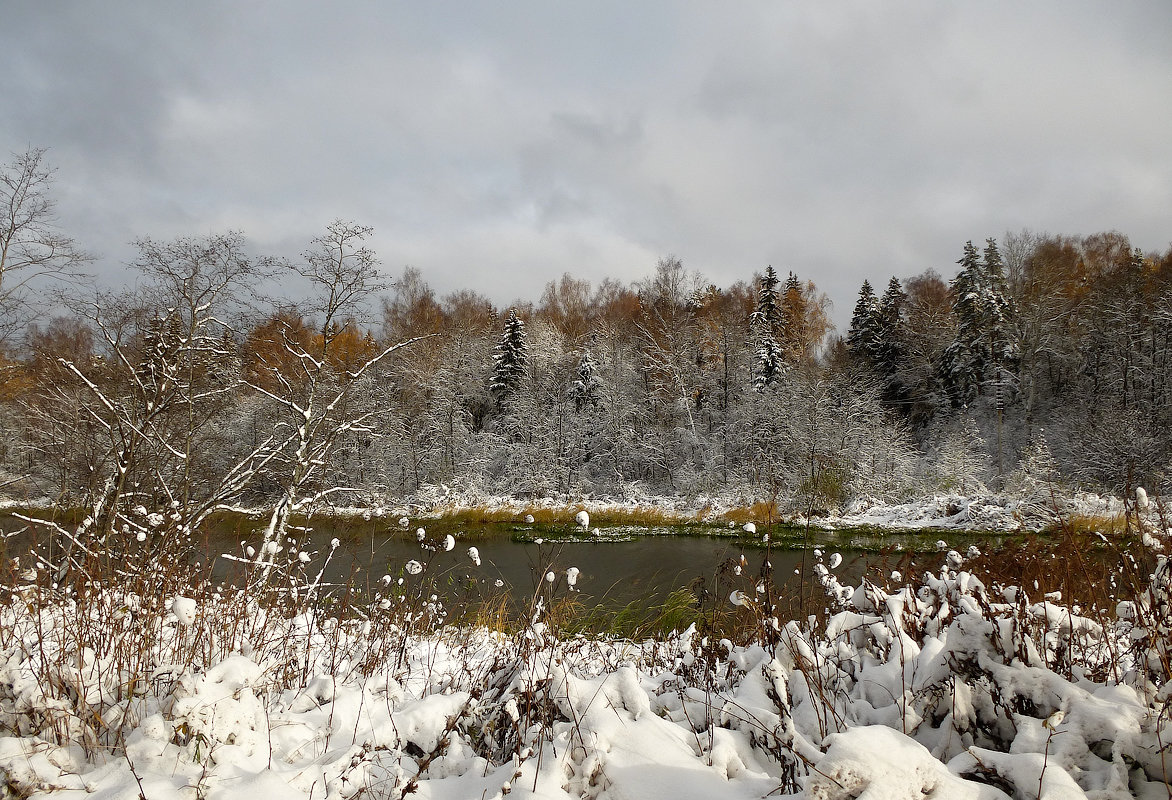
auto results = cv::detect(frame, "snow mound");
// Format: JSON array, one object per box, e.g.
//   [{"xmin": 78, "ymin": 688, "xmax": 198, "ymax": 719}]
[{"xmin": 811, "ymin": 726, "xmax": 1003, "ymax": 799}]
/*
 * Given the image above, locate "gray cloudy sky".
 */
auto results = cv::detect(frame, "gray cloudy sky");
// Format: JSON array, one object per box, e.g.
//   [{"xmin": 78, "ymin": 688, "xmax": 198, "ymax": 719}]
[{"xmin": 3, "ymin": 1, "xmax": 1170, "ymax": 329}]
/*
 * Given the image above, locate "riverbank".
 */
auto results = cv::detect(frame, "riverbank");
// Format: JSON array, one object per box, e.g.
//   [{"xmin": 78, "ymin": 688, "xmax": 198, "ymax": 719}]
[
  {"xmin": 303, "ymin": 486, "xmax": 1130, "ymax": 536},
  {"xmin": 0, "ymin": 487, "xmax": 1136, "ymax": 540}
]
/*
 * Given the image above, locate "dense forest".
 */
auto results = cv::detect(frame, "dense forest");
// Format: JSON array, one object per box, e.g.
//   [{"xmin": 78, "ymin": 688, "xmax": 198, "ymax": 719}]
[{"xmin": 2, "ymin": 149, "xmax": 1171, "ymax": 516}]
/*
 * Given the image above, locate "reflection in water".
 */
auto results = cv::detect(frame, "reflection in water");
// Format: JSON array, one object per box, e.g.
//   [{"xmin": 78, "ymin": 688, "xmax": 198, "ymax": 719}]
[
  {"xmin": 0, "ymin": 513, "xmax": 925, "ymax": 615},
  {"xmin": 204, "ymin": 521, "xmax": 875, "ymax": 611}
]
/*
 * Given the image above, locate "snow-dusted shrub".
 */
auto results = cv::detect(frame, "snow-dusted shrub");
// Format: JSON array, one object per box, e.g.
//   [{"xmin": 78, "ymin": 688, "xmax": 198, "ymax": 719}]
[{"xmin": 0, "ymin": 511, "xmax": 1171, "ymax": 797}]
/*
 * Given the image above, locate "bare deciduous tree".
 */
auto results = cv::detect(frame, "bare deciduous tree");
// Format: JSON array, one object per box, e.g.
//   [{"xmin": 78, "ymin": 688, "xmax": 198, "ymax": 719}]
[
  {"xmin": 0, "ymin": 148, "xmax": 89, "ymax": 341},
  {"xmin": 245, "ymin": 222, "xmax": 430, "ymax": 580},
  {"xmin": 15, "ymin": 233, "xmax": 272, "ymax": 588}
]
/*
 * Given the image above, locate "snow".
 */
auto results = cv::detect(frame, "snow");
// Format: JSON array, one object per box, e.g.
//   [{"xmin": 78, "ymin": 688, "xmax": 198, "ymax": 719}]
[
  {"xmin": 310, "ymin": 485, "xmax": 1134, "ymax": 539},
  {"xmin": 729, "ymin": 589, "xmax": 751, "ymax": 608},
  {"xmin": 2, "ymin": 503, "xmax": 1170, "ymax": 800},
  {"xmin": 812, "ymin": 726, "xmax": 1002, "ymax": 799},
  {"xmin": 2, "ymin": 570, "xmax": 1169, "ymax": 800},
  {"xmin": 171, "ymin": 595, "xmax": 197, "ymax": 625},
  {"xmin": 825, "ymin": 491, "xmax": 1125, "ymax": 533}
]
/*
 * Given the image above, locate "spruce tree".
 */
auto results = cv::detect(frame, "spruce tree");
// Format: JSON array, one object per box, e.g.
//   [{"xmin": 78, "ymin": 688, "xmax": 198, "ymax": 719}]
[
  {"xmin": 568, "ymin": 349, "xmax": 602, "ymax": 412},
  {"xmin": 751, "ymin": 266, "xmax": 785, "ymax": 391},
  {"xmin": 981, "ymin": 238, "xmax": 1019, "ymax": 409},
  {"xmin": 940, "ymin": 241, "xmax": 982, "ymax": 404},
  {"xmin": 846, "ymin": 280, "xmax": 882, "ymax": 365},
  {"xmin": 137, "ymin": 312, "xmax": 177, "ymax": 394},
  {"xmin": 490, "ymin": 308, "xmax": 527, "ymax": 405},
  {"xmin": 779, "ymin": 271, "xmax": 806, "ymax": 362},
  {"xmin": 940, "ymin": 239, "xmax": 1020, "ymax": 406},
  {"xmin": 1128, "ymin": 246, "xmax": 1145, "ymax": 276},
  {"xmin": 875, "ymin": 276, "xmax": 909, "ymax": 403},
  {"xmin": 752, "ymin": 334, "xmax": 785, "ymax": 392},
  {"xmin": 754, "ymin": 265, "xmax": 781, "ymax": 334},
  {"xmin": 936, "ymin": 415, "xmax": 988, "ymax": 493},
  {"xmin": 1004, "ymin": 429, "xmax": 1059, "ymax": 501}
]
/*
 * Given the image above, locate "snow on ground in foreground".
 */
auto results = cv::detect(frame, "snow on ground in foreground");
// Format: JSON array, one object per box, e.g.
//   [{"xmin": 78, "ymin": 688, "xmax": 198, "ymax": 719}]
[{"xmin": 1, "ymin": 552, "xmax": 1170, "ymax": 800}]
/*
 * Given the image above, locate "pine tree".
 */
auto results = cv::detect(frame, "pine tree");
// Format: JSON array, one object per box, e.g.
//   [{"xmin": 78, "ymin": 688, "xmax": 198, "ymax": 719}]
[
  {"xmin": 846, "ymin": 280, "xmax": 882, "ymax": 365},
  {"xmin": 490, "ymin": 309, "xmax": 527, "ymax": 405}
]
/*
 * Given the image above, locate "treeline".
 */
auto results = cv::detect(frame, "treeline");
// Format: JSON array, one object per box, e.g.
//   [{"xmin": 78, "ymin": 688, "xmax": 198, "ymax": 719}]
[
  {"xmin": 843, "ymin": 231, "xmax": 1172, "ymax": 493},
  {"xmin": 1, "ymin": 149, "xmax": 1171, "ymax": 515}
]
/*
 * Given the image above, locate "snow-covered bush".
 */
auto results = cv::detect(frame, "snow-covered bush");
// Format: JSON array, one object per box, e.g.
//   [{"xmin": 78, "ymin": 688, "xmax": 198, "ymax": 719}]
[{"xmin": 0, "ymin": 513, "xmax": 1170, "ymax": 797}]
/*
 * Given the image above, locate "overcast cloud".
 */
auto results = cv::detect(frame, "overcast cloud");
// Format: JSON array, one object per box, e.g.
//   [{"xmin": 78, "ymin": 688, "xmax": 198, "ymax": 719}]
[{"xmin": 3, "ymin": 1, "xmax": 1170, "ymax": 329}]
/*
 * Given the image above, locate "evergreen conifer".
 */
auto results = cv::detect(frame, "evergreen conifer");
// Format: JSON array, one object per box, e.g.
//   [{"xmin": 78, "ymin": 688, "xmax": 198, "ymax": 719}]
[
  {"xmin": 490, "ymin": 309, "xmax": 527, "ymax": 404},
  {"xmin": 569, "ymin": 349, "xmax": 602, "ymax": 411},
  {"xmin": 875, "ymin": 276, "xmax": 909, "ymax": 403},
  {"xmin": 940, "ymin": 239, "xmax": 1019, "ymax": 406},
  {"xmin": 754, "ymin": 265, "xmax": 781, "ymax": 334},
  {"xmin": 846, "ymin": 280, "xmax": 882, "ymax": 365}
]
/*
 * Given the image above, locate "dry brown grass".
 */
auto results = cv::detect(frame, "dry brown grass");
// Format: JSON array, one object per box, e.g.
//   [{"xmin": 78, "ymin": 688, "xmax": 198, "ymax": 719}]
[
  {"xmin": 965, "ymin": 512, "xmax": 1152, "ymax": 613},
  {"xmin": 420, "ymin": 500, "xmax": 798, "ymax": 528},
  {"xmin": 451, "ymin": 593, "xmax": 515, "ymax": 632},
  {"xmin": 1052, "ymin": 512, "xmax": 1128, "ymax": 538},
  {"xmin": 427, "ymin": 504, "xmax": 709, "ymax": 527},
  {"xmin": 722, "ymin": 501, "xmax": 782, "ymax": 525}
]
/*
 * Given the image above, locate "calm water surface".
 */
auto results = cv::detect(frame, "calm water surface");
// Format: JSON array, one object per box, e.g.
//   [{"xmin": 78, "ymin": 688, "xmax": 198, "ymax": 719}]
[
  {"xmin": 0, "ymin": 512, "xmax": 981, "ymax": 610},
  {"xmin": 200, "ymin": 518, "xmax": 892, "ymax": 608}
]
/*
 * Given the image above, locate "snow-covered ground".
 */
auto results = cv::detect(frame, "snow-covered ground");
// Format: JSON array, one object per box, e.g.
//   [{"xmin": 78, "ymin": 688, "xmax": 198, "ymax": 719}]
[
  {"xmin": 1, "ymin": 545, "xmax": 1169, "ymax": 799},
  {"xmin": 1, "ymin": 482, "xmax": 1136, "ymax": 536},
  {"xmin": 819, "ymin": 491, "xmax": 1126, "ymax": 532},
  {"xmin": 307, "ymin": 485, "xmax": 1128, "ymax": 535}
]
